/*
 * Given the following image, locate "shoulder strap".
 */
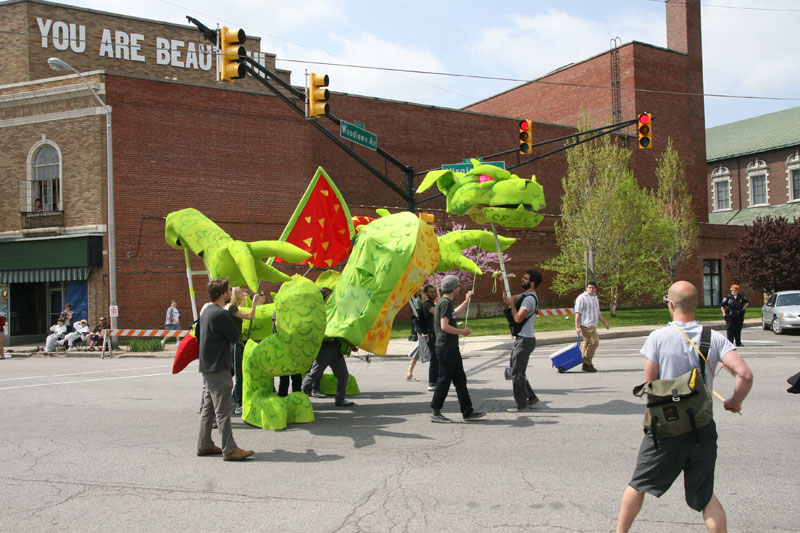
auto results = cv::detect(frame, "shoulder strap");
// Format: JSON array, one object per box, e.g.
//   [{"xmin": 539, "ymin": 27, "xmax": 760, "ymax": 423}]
[{"xmin": 517, "ymin": 293, "xmax": 537, "ymax": 326}]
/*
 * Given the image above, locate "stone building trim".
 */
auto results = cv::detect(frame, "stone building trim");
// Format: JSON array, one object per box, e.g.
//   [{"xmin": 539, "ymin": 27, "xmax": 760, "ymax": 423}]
[
  {"xmin": 710, "ymin": 166, "xmax": 731, "ymax": 211},
  {"xmin": 746, "ymin": 159, "xmax": 769, "ymax": 207},
  {"xmin": 787, "ymin": 151, "xmax": 800, "ymax": 203}
]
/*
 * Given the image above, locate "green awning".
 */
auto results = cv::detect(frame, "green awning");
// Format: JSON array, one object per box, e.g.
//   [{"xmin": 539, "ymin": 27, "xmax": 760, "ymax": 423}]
[
  {"xmin": 0, "ymin": 235, "xmax": 103, "ymax": 270},
  {"xmin": 0, "ymin": 267, "xmax": 91, "ymax": 283}
]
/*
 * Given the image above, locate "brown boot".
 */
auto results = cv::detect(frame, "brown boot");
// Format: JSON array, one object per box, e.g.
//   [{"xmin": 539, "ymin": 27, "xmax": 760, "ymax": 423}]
[
  {"xmin": 196, "ymin": 445, "xmax": 222, "ymax": 457},
  {"xmin": 223, "ymin": 447, "xmax": 254, "ymax": 461},
  {"xmin": 581, "ymin": 363, "xmax": 597, "ymax": 373}
]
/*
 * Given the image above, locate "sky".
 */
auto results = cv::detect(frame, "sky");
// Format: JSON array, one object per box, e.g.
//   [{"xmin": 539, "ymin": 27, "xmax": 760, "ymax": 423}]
[{"xmin": 48, "ymin": 0, "xmax": 800, "ymax": 128}]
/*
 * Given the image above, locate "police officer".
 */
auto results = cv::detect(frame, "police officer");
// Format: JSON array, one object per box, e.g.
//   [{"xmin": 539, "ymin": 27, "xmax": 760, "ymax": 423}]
[{"xmin": 720, "ymin": 284, "xmax": 749, "ymax": 347}]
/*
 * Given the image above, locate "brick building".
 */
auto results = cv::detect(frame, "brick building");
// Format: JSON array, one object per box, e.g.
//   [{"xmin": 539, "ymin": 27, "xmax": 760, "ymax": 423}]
[
  {"xmin": 707, "ymin": 106, "xmax": 800, "ymax": 225},
  {"xmin": 0, "ymin": 0, "xmax": 745, "ymax": 344}
]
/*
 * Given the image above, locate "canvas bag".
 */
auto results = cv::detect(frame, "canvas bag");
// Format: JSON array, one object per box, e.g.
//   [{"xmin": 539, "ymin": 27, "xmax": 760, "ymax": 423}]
[{"xmin": 633, "ymin": 326, "xmax": 713, "ymax": 446}]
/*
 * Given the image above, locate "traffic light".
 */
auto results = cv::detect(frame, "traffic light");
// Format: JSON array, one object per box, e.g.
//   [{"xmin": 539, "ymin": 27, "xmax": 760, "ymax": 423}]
[
  {"xmin": 219, "ymin": 27, "xmax": 247, "ymax": 82},
  {"xmin": 519, "ymin": 119, "xmax": 532, "ymax": 154},
  {"xmin": 308, "ymin": 73, "xmax": 330, "ymax": 118},
  {"xmin": 637, "ymin": 112, "xmax": 652, "ymax": 149}
]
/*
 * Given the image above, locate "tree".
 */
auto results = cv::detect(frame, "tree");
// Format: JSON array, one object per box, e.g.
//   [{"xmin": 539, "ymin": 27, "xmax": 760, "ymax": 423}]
[
  {"xmin": 726, "ymin": 215, "xmax": 800, "ymax": 293},
  {"xmin": 544, "ymin": 114, "xmax": 666, "ymax": 314},
  {"xmin": 649, "ymin": 138, "xmax": 699, "ymax": 282}
]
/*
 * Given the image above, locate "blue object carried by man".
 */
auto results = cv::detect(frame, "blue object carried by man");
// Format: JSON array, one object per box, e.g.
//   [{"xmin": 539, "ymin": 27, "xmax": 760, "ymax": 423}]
[{"xmin": 550, "ymin": 334, "xmax": 583, "ymax": 373}]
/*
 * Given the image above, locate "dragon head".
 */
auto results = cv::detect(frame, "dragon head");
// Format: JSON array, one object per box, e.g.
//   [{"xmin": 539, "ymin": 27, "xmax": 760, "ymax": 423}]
[{"xmin": 417, "ymin": 159, "xmax": 546, "ymax": 228}]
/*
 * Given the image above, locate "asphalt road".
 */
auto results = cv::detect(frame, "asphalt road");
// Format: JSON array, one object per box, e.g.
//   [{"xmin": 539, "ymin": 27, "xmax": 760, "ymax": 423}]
[{"xmin": 1, "ymin": 326, "xmax": 798, "ymax": 532}]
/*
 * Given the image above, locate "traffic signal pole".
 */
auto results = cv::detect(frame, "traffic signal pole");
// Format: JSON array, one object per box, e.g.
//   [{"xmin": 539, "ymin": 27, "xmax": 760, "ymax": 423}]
[{"xmin": 187, "ymin": 17, "xmax": 416, "ymax": 211}]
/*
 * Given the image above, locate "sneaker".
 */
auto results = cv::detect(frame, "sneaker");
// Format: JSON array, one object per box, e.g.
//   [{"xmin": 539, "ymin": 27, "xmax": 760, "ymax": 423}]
[
  {"xmin": 528, "ymin": 396, "xmax": 540, "ymax": 407},
  {"xmin": 463, "ymin": 410, "xmax": 486, "ymax": 421},
  {"xmin": 66, "ymin": 347, "xmax": 73, "ymax": 352},
  {"xmin": 431, "ymin": 413, "xmax": 453, "ymax": 423},
  {"xmin": 310, "ymin": 390, "xmax": 327, "ymax": 398},
  {"xmin": 223, "ymin": 447, "xmax": 254, "ymax": 461},
  {"xmin": 427, "ymin": 385, "xmax": 436, "ymax": 391},
  {"xmin": 335, "ymin": 400, "xmax": 355, "ymax": 407},
  {"xmin": 582, "ymin": 363, "xmax": 597, "ymax": 373},
  {"xmin": 234, "ymin": 406, "xmax": 242, "ymax": 415},
  {"xmin": 507, "ymin": 406, "xmax": 528, "ymax": 413}
]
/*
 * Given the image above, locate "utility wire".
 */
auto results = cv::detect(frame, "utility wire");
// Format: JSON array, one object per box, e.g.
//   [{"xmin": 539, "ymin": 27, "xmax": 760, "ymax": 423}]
[{"xmin": 645, "ymin": 0, "xmax": 800, "ymax": 13}]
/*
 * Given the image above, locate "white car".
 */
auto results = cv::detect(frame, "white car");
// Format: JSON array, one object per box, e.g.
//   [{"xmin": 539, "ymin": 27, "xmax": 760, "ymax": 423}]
[{"xmin": 762, "ymin": 290, "xmax": 800, "ymax": 335}]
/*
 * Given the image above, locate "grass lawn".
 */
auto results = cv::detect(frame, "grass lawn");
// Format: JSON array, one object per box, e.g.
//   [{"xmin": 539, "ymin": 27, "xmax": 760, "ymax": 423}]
[{"xmin": 390, "ymin": 306, "xmax": 763, "ymax": 339}]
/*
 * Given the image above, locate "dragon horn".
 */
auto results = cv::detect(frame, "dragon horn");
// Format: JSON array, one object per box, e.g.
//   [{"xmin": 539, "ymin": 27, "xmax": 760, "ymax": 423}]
[{"xmin": 417, "ymin": 169, "xmax": 457, "ymax": 194}]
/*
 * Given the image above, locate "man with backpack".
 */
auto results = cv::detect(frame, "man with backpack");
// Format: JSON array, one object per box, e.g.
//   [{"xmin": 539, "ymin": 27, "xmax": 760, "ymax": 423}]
[
  {"xmin": 503, "ymin": 269, "xmax": 542, "ymax": 413},
  {"xmin": 616, "ymin": 281, "xmax": 753, "ymax": 533}
]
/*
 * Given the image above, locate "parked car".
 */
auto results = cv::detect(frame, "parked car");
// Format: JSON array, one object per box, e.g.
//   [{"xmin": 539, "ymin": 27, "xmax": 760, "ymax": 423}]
[{"xmin": 762, "ymin": 290, "xmax": 800, "ymax": 335}]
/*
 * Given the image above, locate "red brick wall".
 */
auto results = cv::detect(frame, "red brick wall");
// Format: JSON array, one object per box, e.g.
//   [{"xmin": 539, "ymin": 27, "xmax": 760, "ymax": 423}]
[{"xmin": 709, "ymin": 147, "xmax": 800, "ymax": 211}]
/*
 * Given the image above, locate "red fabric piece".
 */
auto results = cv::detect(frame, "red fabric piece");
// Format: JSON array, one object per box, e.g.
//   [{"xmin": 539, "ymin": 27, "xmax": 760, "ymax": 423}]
[
  {"xmin": 352, "ymin": 215, "xmax": 375, "ymax": 236},
  {"xmin": 275, "ymin": 173, "xmax": 354, "ymax": 268},
  {"xmin": 172, "ymin": 333, "xmax": 198, "ymax": 374}
]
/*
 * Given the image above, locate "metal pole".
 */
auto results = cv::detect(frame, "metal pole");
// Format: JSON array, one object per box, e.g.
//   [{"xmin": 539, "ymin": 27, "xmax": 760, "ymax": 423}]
[
  {"xmin": 105, "ymin": 105, "xmax": 117, "ymax": 336},
  {"xmin": 47, "ymin": 58, "xmax": 117, "ymax": 339}
]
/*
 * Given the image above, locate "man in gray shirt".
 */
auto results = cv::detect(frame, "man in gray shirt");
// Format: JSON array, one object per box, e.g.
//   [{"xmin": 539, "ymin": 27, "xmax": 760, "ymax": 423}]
[
  {"xmin": 503, "ymin": 269, "xmax": 542, "ymax": 413},
  {"xmin": 196, "ymin": 278, "xmax": 254, "ymax": 461},
  {"xmin": 616, "ymin": 281, "xmax": 753, "ymax": 532}
]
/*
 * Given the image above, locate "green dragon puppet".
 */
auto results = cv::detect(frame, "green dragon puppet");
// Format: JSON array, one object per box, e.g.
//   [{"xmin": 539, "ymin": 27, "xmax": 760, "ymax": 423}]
[{"xmin": 417, "ymin": 159, "xmax": 546, "ymax": 228}]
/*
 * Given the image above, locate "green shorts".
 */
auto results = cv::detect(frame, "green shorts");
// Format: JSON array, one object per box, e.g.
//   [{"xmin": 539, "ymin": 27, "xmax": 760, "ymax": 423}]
[{"xmin": 628, "ymin": 420, "xmax": 718, "ymax": 512}]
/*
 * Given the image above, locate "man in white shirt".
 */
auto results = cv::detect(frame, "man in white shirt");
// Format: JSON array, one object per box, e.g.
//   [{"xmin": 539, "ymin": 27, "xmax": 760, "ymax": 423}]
[
  {"xmin": 574, "ymin": 281, "xmax": 610, "ymax": 372},
  {"xmin": 616, "ymin": 281, "xmax": 753, "ymax": 532}
]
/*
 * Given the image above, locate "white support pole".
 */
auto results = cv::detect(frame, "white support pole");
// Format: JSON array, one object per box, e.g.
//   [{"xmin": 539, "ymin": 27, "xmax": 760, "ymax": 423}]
[
  {"xmin": 185, "ymin": 247, "xmax": 199, "ymax": 322},
  {"xmin": 491, "ymin": 222, "xmax": 511, "ymax": 298}
]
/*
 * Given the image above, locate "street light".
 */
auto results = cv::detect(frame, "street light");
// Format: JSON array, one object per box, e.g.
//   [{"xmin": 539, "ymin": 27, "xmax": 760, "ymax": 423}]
[{"xmin": 48, "ymin": 58, "xmax": 118, "ymax": 335}]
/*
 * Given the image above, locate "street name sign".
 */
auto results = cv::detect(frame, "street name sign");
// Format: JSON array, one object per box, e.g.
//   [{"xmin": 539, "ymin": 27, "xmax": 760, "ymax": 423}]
[{"xmin": 340, "ymin": 119, "xmax": 377, "ymax": 151}]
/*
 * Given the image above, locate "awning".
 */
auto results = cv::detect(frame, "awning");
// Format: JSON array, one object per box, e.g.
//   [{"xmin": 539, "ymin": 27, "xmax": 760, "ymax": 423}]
[{"xmin": 0, "ymin": 267, "xmax": 90, "ymax": 283}]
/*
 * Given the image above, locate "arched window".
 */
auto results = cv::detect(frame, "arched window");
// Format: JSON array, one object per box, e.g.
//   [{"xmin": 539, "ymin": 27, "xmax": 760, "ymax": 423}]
[
  {"xmin": 787, "ymin": 152, "xmax": 800, "ymax": 202},
  {"xmin": 29, "ymin": 142, "xmax": 62, "ymax": 212},
  {"xmin": 710, "ymin": 166, "xmax": 731, "ymax": 211},
  {"xmin": 746, "ymin": 159, "xmax": 769, "ymax": 207}
]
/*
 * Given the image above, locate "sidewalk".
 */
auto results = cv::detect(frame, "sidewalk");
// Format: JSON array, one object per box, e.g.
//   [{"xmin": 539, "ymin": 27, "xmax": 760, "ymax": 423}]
[{"xmin": 4, "ymin": 318, "xmax": 760, "ymax": 359}]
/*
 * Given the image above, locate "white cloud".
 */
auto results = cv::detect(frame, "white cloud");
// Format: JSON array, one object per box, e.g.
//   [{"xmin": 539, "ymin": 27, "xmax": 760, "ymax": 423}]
[{"xmin": 464, "ymin": 9, "xmax": 665, "ymax": 80}]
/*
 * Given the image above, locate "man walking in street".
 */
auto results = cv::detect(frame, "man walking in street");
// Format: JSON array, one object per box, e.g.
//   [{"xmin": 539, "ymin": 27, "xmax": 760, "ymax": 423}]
[
  {"xmin": 503, "ymin": 269, "xmax": 542, "ymax": 413},
  {"xmin": 574, "ymin": 281, "xmax": 610, "ymax": 372},
  {"xmin": 430, "ymin": 275, "xmax": 486, "ymax": 423},
  {"xmin": 616, "ymin": 281, "xmax": 753, "ymax": 532},
  {"xmin": 196, "ymin": 278, "xmax": 254, "ymax": 461}
]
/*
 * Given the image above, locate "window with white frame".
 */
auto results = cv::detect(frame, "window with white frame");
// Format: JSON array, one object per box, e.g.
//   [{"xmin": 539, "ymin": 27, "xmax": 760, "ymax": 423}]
[
  {"xmin": 746, "ymin": 159, "xmax": 769, "ymax": 207},
  {"xmin": 787, "ymin": 152, "xmax": 800, "ymax": 202},
  {"xmin": 28, "ymin": 142, "xmax": 62, "ymax": 213},
  {"xmin": 711, "ymin": 166, "xmax": 731, "ymax": 210}
]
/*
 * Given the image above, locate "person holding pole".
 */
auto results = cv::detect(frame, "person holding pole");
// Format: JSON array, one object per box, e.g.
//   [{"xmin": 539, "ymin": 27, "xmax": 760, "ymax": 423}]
[
  {"xmin": 615, "ymin": 281, "xmax": 753, "ymax": 532},
  {"xmin": 429, "ymin": 275, "xmax": 485, "ymax": 423},
  {"xmin": 503, "ymin": 269, "xmax": 542, "ymax": 413}
]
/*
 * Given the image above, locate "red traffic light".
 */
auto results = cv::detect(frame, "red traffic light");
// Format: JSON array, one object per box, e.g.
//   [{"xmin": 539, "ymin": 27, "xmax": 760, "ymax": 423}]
[
  {"xmin": 519, "ymin": 120, "xmax": 530, "ymax": 131},
  {"xmin": 638, "ymin": 113, "xmax": 650, "ymax": 125}
]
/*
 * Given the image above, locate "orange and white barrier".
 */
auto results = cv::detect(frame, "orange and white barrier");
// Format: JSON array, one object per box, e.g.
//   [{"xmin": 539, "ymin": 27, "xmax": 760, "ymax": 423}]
[
  {"xmin": 537, "ymin": 308, "xmax": 575, "ymax": 317},
  {"xmin": 107, "ymin": 329, "xmax": 190, "ymax": 338},
  {"xmin": 100, "ymin": 329, "xmax": 190, "ymax": 359}
]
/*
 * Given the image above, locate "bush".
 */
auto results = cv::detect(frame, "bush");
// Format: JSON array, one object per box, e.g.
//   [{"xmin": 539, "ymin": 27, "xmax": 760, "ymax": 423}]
[{"xmin": 128, "ymin": 338, "xmax": 164, "ymax": 352}]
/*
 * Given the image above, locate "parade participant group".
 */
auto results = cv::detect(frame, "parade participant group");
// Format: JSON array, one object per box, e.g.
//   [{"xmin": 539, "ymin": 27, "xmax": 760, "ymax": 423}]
[{"xmin": 168, "ymin": 164, "xmax": 755, "ymax": 530}]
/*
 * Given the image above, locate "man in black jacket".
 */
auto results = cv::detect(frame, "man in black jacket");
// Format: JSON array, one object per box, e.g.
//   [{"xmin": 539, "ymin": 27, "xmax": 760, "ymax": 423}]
[{"xmin": 196, "ymin": 278, "xmax": 253, "ymax": 461}]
